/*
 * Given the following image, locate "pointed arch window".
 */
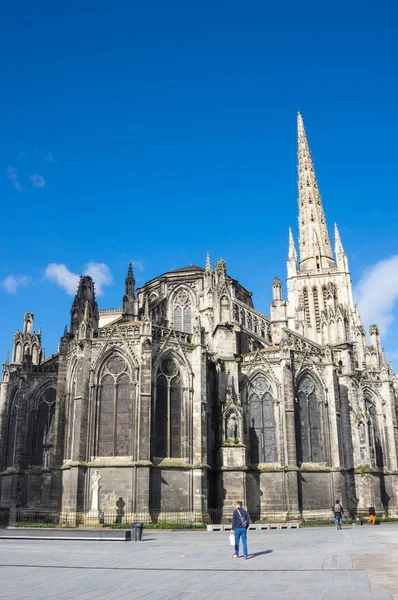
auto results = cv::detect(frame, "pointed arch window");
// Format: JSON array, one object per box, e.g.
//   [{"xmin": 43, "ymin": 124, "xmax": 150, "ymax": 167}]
[
  {"xmin": 14, "ymin": 343, "xmax": 22, "ymax": 363},
  {"xmin": 248, "ymin": 376, "xmax": 276, "ymax": 464},
  {"xmin": 173, "ymin": 291, "xmax": 192, "ymax": 333},
  {"xmin": 5, "ymin": 393, "xmax": 18, "ymax": 468},
  {"xmin": 303, "ymin": 288, "xmax": 311, "ymax": 326},
  {"xmin": 98, "ymin": 355, "xmax": 132, "ymax": 457},
  {"xmin": 295, "ymin": 376, "xmax": 325, "ymax": 463},
  {"xmin": 32, "ymin": 388, "xmax": 56, "ymax": 467},
  {"xmin": 365, "ymin": 395, "xmax": 383, "ymax": 468},
  {"xmin": 152, "ymin": 357, "xmax": 182, "ymax": 458}
]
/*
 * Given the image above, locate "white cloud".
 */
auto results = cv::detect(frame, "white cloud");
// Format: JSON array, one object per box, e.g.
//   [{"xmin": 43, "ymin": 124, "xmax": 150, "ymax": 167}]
[
  {"xmin": 7, "ymin": 165, "xmax": 22, "ymax": 191},
  {"xmin": 30, "ymin": 173, "xmax": 46, "ymax": 188},
  {"xmin": 84, "ymin": 262, "xmax": 113, "ymax": 296},
  {"xmin": 2, "ymin": 274, "xmax": 31, "ymax": 294},
  {"xmin": 132, "ymin": 260, "xmax": 145, "ymax": 271},
  {"xmin": 354, "ymin": 255, "xmax": 398, "ymax": 338},
  {"xmin": 45, "ymin": 262, "xmax": 113, "ymax": 297},
  {"xmin": 45, "ymin": 264, "xmax": 80, "ymax": 295},
  {"xmin": 45, "ymin": 151, "xmax": 55, "ymax": 162}
]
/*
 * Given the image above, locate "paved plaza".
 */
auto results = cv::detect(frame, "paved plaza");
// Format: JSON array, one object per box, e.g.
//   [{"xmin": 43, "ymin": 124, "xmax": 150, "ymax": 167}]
[{"xmin": 0, "ymin": 525, "xmax": 397, "ymax": 599}]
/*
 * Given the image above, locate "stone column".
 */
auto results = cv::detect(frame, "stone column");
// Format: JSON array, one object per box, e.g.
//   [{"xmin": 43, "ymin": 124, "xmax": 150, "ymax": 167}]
[
  {"xmin": 134, "ymin": 332, "xmax": 152, "ymax": 519},
  {"xmin": 281, "ymin": 353, "xmax": 300, "ymax": 519},
  {"xmin": 62, "ymin": 341, "xmax": 91, "ymax": 513}
]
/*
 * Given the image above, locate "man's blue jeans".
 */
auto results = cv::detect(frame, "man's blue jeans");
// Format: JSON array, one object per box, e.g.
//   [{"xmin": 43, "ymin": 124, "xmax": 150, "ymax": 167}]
[{"xmin": 234, "ymin": 527, "xmax": 248, "ymax": 556}]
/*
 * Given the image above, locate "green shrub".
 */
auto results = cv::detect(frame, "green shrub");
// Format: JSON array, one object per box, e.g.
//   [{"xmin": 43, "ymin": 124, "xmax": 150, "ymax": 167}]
[{"xmin": 111, "ymin": 521, "xmax": 206, "ymax": 530}]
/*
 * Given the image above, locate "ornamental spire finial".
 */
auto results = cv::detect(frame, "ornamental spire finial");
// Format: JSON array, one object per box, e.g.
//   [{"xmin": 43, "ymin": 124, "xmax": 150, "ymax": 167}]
[
  {"xmin": 288, "ymin": 227, "xmax": 297, "ymax": 261},
  {"xmin": 297, "ymin": 113, "xmax": 335, "ymax": 271},
  {"xmin": 205, "ymin": 251, "xmax": 211, "ymax": 273}
]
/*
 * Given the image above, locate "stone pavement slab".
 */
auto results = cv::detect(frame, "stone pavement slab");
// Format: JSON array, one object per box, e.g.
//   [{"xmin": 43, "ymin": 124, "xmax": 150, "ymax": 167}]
[{"xmin": 0, "ymin": 525, "xmax": 395, "ymax": 599}]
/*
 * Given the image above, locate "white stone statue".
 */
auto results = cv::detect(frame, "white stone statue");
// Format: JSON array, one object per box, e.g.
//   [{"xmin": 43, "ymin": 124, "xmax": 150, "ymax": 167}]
[
  {"xmin": 88, "ymin": 470, "xmax": 102, "ymax": 516},
  {"xmin": 226, "ymin": 413, "xmax": 237, "ymax": 441}
]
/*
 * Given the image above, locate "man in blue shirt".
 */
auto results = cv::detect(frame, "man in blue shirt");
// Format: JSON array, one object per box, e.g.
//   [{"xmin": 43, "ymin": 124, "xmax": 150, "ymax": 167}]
[{"xmin": 231, "ymin": 501, "xmax": 249, "ymax": 559}]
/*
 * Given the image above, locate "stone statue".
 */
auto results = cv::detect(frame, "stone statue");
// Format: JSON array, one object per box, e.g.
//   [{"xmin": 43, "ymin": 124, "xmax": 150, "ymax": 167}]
[
  {"xmin": 88, "ymin": 470, "xmax": 102, "ymax": 517},
  {"xmin": 91, "ymin": 470, "xmax": 102, "ymax": 489},
  {"xmin": 226, "ymin": 371, "xmax": 234, "ymax": 403},
  {"xmin": 226, "ymin": 413, "xmax": 237, "ymax": 441}
]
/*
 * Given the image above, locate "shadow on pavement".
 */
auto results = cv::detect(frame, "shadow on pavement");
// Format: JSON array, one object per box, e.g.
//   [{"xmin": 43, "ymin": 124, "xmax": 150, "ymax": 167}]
[{"xmin": 247, "ymin": 549, "xmax": 273, "ymax": 559}]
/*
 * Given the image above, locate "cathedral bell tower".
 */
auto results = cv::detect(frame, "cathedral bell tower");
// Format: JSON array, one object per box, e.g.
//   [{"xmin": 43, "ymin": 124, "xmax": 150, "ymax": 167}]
[{"xmin": 286, "ymin": 113, "xmax": 356, "ymax": 346}]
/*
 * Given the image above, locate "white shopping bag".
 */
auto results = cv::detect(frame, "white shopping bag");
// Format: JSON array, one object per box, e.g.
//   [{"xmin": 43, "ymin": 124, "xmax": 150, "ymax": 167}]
[{"xmin": 229, "ymin": 533, "xmax": 235, "ymax": 546}]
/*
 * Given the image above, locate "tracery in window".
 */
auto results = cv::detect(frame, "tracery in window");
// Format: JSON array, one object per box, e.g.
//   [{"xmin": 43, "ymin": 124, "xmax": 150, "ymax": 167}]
[
  {"xmin": 248, "ymin": 376, "xmax": 276, "ymax": 463},
  {"xmin": 173, "ymin": 291, "xmax": 192, "ymax": 333},
  {"xmin": 295, "ymin": 376, "xmax": 324, "ymax": 464},
  {"xmin": 98, "ymin": 355, "xmax": 132, "ymax": 457},
  {"xmin": 32, "ymin": 388, "xmax": 56, "ymax": 467},
  {"xmin": 152, "ymin": 357, "xmax": 182, "ymax": 458}
]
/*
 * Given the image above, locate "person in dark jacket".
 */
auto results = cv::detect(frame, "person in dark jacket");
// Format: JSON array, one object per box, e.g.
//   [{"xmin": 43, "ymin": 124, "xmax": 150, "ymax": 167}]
[{"xmin": 231, "ymin": 501, "xmax": 249, "ymax": 559}]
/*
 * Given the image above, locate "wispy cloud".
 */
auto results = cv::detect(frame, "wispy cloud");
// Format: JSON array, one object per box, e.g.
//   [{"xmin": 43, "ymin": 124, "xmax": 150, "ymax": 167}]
[
  {"xmin": 1, "ymin": 274, "xmax": 31, "ymax": 294},
  {"xmin": 84, "ymin": 262, "xmax": 113, "ymax": 295},
  {"xmin": 7, "ymin": 166, "xmax": 22, "ymax": 191},
  {"xmin": 17, "ymin": 150, "xmax": 27, "ymax": 160},
  {"xmin": 132, "ymin": 260, "xmax": 145, "ymax": 271},
  {"xmin": 45, "ymin": 262, "xmax": 113, "ymax": 297},
  {"xmin": 354, "ymin": 255, "xmax": 398, "ymax": 337},
  {"xmin": 45, "ymin": 151, "xmax": 55, "ymax": 162},
  {"xmin": 45, "ymin": 264, "xmax": 80, "ymax": 295},
  {"xmin": 30, "ymin": 173, "xmax": 46, "ymax": 188}
]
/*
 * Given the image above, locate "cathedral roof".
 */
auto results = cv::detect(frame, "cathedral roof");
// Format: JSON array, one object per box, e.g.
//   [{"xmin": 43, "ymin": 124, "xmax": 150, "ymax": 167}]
[{"xmin": 167, "ymin": 265, "xmax": 205, "ymax": 273}]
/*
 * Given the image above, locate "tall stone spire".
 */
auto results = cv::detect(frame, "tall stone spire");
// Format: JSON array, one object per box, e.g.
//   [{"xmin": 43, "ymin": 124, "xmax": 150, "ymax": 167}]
[
  {"xmin": 122, "ymin": 262, "xmax": 136, "ymax": 318},
  {"xmin": 297, "ymin": 112, "xmax": 335, "ymax": 271}
]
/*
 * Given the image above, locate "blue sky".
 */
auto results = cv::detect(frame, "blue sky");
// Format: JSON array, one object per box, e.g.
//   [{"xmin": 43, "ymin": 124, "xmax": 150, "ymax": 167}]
[{"xmin": 1, "ymin": 2, "xmax": 398, "ymax": 368}]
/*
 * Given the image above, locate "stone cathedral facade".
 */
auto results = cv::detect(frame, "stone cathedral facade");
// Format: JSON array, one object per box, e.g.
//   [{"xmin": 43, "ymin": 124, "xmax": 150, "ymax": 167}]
[{"xmin": 1, "ymin": 114, "xmax": 398, "ymax": 521}]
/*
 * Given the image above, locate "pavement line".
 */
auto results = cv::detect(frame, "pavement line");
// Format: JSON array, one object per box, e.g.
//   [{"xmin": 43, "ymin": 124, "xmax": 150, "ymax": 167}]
[{"xmin": 0, "ymin": 564, "xmax": 361, "ymax": 572}]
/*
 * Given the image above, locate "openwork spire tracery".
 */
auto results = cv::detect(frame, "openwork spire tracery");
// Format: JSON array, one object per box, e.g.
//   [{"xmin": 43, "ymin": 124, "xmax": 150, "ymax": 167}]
[{"xmin": 297, "ymin": 112, "xmax": 335, "ymax": 271}]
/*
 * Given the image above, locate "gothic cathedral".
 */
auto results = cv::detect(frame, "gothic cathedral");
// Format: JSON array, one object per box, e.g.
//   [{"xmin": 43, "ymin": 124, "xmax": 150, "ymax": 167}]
[{"xmin": 1, "ymin": 114, "xmax": 397, "ymax": 522}]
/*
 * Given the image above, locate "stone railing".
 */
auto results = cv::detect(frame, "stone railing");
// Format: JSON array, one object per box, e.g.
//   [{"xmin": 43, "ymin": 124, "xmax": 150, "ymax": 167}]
[
  {"xmin": 152, "ymin": 325, "xmax": 192, "ymax": 345},
  {"xmin": 93, "ymin": 325, "xmax": 140, "ymax": 338},
  {"xmin": 98, "ymin": 308, "xmax": 122, "ymax": 315}
]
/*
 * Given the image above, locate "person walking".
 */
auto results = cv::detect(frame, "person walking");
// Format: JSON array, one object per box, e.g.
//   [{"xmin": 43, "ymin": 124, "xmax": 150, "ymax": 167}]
[
  {"xmin": 332, "ymin": 499, "xmax": 344, "ymax": 528},
  {"xmin": 231, "ymin": 501, "xmax": 249, "ymax": 559}
]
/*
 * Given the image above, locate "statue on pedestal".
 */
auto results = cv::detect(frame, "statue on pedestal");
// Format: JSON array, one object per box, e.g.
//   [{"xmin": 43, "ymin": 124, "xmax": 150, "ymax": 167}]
[{"xmin": 88, "ymin": 470, "xmax": 102, "ymax": 517}]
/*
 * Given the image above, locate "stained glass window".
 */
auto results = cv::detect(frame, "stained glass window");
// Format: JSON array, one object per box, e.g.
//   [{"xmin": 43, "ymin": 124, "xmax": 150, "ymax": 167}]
[
  {"xmin": 98, "ymin": 356, "xmax": 132, "ymax": 457},
  {"xmin": 295, "ymin": 376, "xmax": 324, "ymax": 463},
  {"xmin": 152, "ymin": 357, "xmax": 182, "ymax": 459},
  {"xmin": 248, "ymin": 376, "xmax": 276, "ymax": 463},
  {"xmin": 173, "ymin": 291, "xmax": 192, "ymax": 333}
]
